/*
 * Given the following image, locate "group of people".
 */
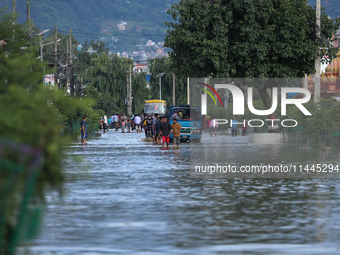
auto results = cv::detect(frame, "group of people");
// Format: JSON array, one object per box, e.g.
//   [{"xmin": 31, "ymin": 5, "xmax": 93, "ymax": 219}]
[
  {"xmin": 99, "ymin": 112, "xmax": 182, "ymax": 148},
  {"xmin": 206, "ymin": 116, "xmax": 248, "ymax": 137},
  {"xmin": 148, "ymin": 113, "xmax": 182, "ymax": 148},
  {"xmin": 100, "ymin": 113, "xmax": 143, "ymax": 133}
]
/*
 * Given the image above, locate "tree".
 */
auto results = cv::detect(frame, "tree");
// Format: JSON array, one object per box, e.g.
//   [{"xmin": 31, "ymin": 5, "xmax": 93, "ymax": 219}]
[
  {"xmin": 86, "ymin": 53, "xmax": 132, "ymax": 112},
  {"xmin": 165, "ymin": 0, "xmax": 340, "ymax": 109},
  {"xmin": 0, "ymin": 11, "xmax": 100, "ymax": 253}
]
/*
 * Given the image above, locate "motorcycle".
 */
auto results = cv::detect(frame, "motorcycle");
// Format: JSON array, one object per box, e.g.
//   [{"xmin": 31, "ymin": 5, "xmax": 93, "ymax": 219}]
[
  {"xmin": 144, "ymin": 124, "xmax": 153, "ymax": 138},
  {"xmin": 135, "ymin": 124, "xmax": 141, "ymax": 133}
]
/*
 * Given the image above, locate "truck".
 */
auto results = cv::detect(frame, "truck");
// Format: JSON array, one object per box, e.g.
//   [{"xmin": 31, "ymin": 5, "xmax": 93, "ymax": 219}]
[{"xmin": 168, "ymin": 105, "xmax": 202, "ymax": 143}]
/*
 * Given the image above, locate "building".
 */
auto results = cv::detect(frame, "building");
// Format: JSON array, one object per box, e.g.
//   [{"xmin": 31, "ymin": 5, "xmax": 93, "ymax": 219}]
[
  {"xmin": 133, "ymin": 63, "xmax": 148, "ymax": 73},
  {"xmin": 121, "ymin": 52, "xmax": 129, "ymax": 58},
  {"xmin": 0, "ymin": 39, "xmax": 7, "ymax": 46},
  {"xmin": 156, "ymin": 48, "xmax": 164, "ymax": 56},
  {"xmin": 322, "ymin": 38, "xmax": 340, "ymax": 78},
  {"xmin": 118, "ymin": 21, "xmax": 127, "ymax": 30},
  {"xmin": 146, "ymin": 40, "xmax": 156, "ymax": 46},
  {"xmin": 304, "ymin": 38, "xmax": 340, "ymax": 98},
  {"xmin": 77, "ymin": 44, "xmax": 83, "ymax": 51},
  {"xmin": 87, "ymin": 46, "xmax": 94, "ymax": 54}
]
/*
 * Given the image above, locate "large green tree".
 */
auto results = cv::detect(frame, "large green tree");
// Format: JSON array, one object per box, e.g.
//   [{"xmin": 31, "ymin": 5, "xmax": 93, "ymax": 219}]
[
  {"xmin": 0, "ymin": 10, "xmax": 101, "ymax": 253},
  {"xmin": 165, "ymin": 0, "xmax": 340, "ymax": 108}
]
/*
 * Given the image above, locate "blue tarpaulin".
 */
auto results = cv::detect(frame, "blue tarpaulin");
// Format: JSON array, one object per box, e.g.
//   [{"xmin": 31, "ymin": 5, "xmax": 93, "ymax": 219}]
[
  {"xmin": 287, "ymin": 92, "xmax": 300, "ymax": 98},
  {"xmin": 146, "ymin": 75, "xmax": 150, "ymax": 82}
]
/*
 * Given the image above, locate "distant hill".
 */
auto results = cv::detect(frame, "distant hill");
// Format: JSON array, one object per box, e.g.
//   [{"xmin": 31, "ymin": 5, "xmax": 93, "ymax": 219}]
[
  {"xmin": 1, "ymin": 0, "xmax": 339, "ymax": 53},
  {"xmin": 0, "ymin": 0, "xmax": 178, "ymax": 52}
]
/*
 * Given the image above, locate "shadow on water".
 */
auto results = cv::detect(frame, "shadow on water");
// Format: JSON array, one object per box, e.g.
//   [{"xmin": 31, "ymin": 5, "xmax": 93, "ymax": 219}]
[{"xmin": 19, "ymin": 131, "xmax": 340, "ymax": 254}]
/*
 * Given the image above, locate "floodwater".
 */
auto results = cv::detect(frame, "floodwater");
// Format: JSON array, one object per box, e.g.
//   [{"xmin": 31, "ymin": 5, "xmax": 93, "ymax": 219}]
[{"xmin": 20, "ymin": 130, "xmax": 340, "ymax": 254}]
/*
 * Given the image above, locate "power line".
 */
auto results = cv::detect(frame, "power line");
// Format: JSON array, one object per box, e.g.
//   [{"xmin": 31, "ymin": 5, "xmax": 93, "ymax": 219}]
[
  {"xmin": 1, "ymin": 0, "xmax": 71, "ymax": 1},
  {"xmin": 324, "ymin": 2, "xmax": 340, "ymax": 9},
  {"xmin": 326, "ymin": 5, "xmax": 340, "ymax": 14},
  {"xmin": 55, "ymin": 30, "xmax": 166, "ymax": 37},
  {"xmin": 0, "ymin": 19, "xmax": 13, "ymax": 29},
  {"xmin": 87, "ymin": 58, "xmax": 169, "ymax": 63}
]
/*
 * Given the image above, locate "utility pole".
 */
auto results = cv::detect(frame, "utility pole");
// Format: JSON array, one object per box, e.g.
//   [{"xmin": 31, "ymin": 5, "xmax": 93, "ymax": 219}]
[
  {"xmin": 77, "ymin": 71, "xmax": 80, "ymax": 96},
  {"xmin": 302, "ymin": 0, "xmax": 309, "ymax": 92},
  {"xmin": 69, "ymin": 29, "xmax": 74, "ymax": 97},
  {"xmin": 12, "ymin": 0, "xmax": 15, "ymax": 42},
  {"xmin": 159, "ymin": 76, "xmax": 162, "ymax": 100},
  {"xmin": 187, "ymin": 77, "xmax": 190, "ymax": 105},
  {"xmin": 303, "ymin": 74, "xmax": 308, "ymax": 90},
  {"xmin": 80, "ymin": 76, "xmax": 83, "ymax": 96},
  {"xmin": 66, "ymin": 40, "xmax": 68, "ymax": 92},
  {"xmin": 129, "ymin": 64, "xmax": 132, "ymax": 116},
  {"xmin": 201, "ymin": 78, "xmax": 207, "ymax": 115},
  {"xmin": 156, "ymin": 73, "xmax": 165, "ymax": 100},
  {"xmin": 66, "ymin": 40, "xmax": 69, "ymax": 65},
  {"xmin": 54, "ymin": 26, "xmax": 59, "ymax": 90},
  {"xmin": 27, "ymin": 1, "xmax": 30, "ymax": 37},
  {"xmin": 173, "ymin": 73, "xmax": 175, "ymax": 105},
  {"xmin": 69, "ymin": 30, "xmax": 72, "ymax": 65},
  {"xmin": 314, "ymin": 0, "xmax": 321, "ymax": 102},
  {"xmin": 126, "ymin": 69, "xmax": 129, "ymax": 114},
  {"xmin": 39, "ymin": 36, "xmax": 42, "ymax": 62}
]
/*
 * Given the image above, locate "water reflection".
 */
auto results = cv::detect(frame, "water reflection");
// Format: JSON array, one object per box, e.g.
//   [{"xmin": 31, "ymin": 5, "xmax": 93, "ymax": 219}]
[{"xmin": 20, "ymin": 131, "xmax": 340, "ymax": 254}]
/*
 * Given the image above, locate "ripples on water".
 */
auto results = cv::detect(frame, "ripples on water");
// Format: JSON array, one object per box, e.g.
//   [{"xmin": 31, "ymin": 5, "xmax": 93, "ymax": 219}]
[{"xmin": 19, "ymin": 130, "xmax": 340, "ymax": 254}]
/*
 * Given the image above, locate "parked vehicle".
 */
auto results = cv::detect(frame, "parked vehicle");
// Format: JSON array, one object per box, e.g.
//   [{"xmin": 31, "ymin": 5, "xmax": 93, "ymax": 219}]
[
  {"xmin": 144, "ymin": 99, "xmax": 167, "ymax": 116},
  {"xmin": 168, "ymin": 105, "xmax": 202, "ymax": 142}
]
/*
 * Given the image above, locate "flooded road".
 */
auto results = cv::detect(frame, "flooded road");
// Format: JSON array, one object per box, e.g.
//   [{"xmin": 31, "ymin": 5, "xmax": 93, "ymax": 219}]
[{"xmin": 21, "ymin": 131, "xmax": 340, "ymax": 254}]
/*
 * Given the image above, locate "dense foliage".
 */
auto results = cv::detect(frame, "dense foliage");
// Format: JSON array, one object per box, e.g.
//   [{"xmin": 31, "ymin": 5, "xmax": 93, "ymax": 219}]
[
  {"xmin": 82, "ymin": 55, "xmax": 188, "ymax": 114},
  {"xmin": 2, "ymin": 0, "xmax": 339, "ymax": 51},
  {"xmin": 165, "ymin": 0, "xmax": 340, "ymax": 108},
  {"xmin": 166, "ymin": 0, "xmax": 340, "ymax": 78},
  {"xmin": 287, "ymin": 98, "xmax": 340, "ymax": 133},
  {"xmin": 0, "ymin": 11, "xmax": 100, "ymax": 253},
  {"xmin": 15, "ymin": 19, "xmax": 188, "ymax": 117}
]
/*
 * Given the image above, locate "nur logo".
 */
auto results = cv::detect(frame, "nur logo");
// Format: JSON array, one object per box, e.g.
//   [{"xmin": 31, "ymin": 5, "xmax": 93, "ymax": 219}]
[
  {"xmin": 198, "ymin": 83, "xmax": 312, "ymax": 116},
  {"xmin": 197, "ymin": 82, "xmax": 223, "ymax": 107}
]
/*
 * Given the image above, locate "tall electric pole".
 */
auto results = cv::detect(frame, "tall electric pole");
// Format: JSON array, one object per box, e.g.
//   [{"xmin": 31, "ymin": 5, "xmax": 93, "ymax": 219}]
[
  {"xmin": 54, "ymin": 26, "xmax": 59, "ymax": 90},
  {"xmin": 159, "ymin": 76, "xmax": 162, "ymax": 100},
  {"xmin": 126, "ymin": 69, "xmax": 129, "ymax": 114},
  {"xmin": 187, "ymin": 77, "xmax": 190, "ymax": 105},
  {"xmin": 80, "ymin": 76, "xmax": 83, "ymax": 96},
  {"xmin": 303, "ymin": 74, "xmax": 308, "ymax": 90},
  {"xmin": 12, "ymin": 0, "xmax": 15, "ymax": 42},
  {"xmin": 66, "ymin": 40, "xmax": 69, "ymax": 65},
  {"xmin": 69, "ymin": 29, "xmax": 74, "ymax": 97},
  {"xmin": 39, "ymin": 36, "xmax": 42, "ymax": 62},
  {"xmin": 66, "ymin": 40, "xmax": 69, "ymax": 91},
  {"xmin": 69, "ymin": 30, "xmax": 72, "ymax": 65},
  {"xmin": 173, "ymin": 73, "xmax": 175, "ymax": 105},
  {"xmin": 27, "ymin": 1, "xmax": 30, "ymax": 37},
  {"xmin": 77, "ymin": 71, "xmax": 80, "ymax": 96},
  {"xmin": 129, "ymin": 64, "xmax": 132, "ymax": 116},
  {"xmin": 314, "ymin": 0, "xmax": 321, "ymax": 102}
]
